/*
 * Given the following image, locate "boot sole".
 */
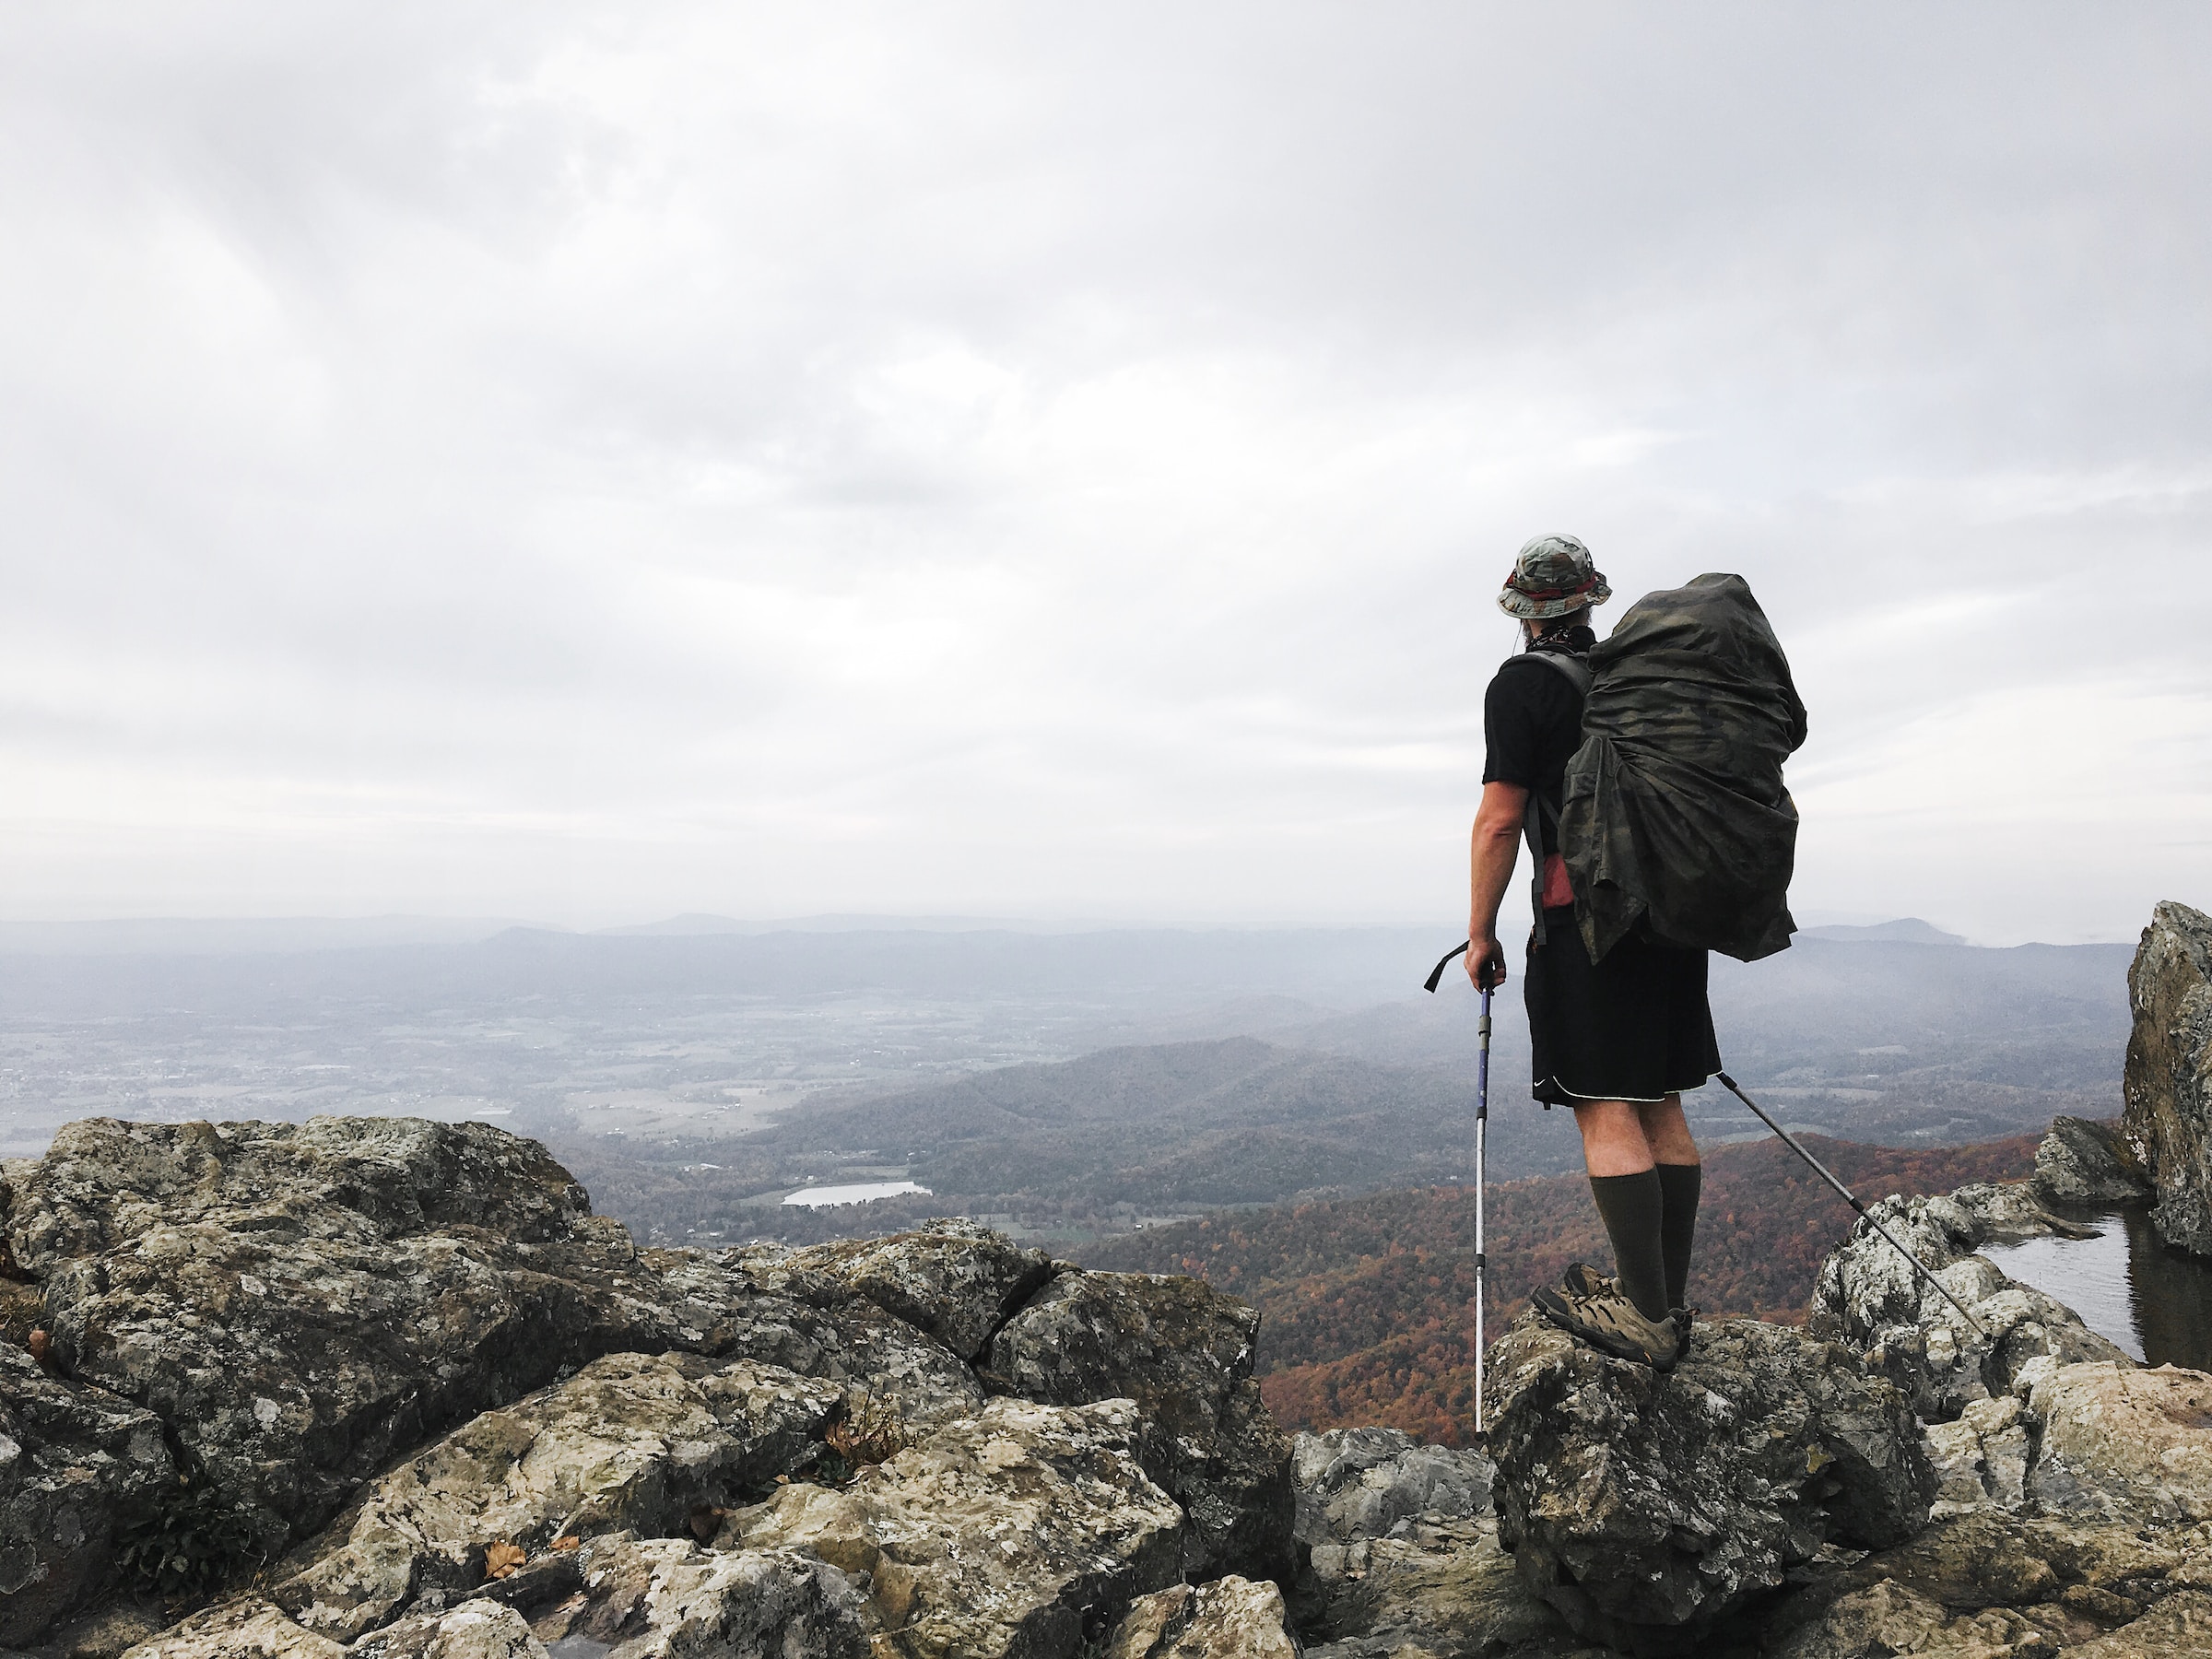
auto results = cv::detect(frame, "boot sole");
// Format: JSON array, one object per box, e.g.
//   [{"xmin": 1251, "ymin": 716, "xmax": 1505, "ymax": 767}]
[{"xmin": 1533, "ymin": 1287, "xmax": 1679, "ymax": 1374}]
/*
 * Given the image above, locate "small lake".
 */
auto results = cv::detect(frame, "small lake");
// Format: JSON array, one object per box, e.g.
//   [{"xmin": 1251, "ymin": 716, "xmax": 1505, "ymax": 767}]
[
  {"xmin": 782, "ymin": 1180, "xmax": 932, "ymax": 1207},
  {"xmin": 1979, "ymin": 1206, "xmax": 2212, "ymax": 1371}
]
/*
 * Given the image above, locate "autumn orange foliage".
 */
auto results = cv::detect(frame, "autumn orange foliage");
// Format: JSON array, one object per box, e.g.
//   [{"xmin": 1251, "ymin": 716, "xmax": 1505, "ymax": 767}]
[{"xmin": 1082, "ymin": 1132, "xmax": 2039, "ymax": 1447}]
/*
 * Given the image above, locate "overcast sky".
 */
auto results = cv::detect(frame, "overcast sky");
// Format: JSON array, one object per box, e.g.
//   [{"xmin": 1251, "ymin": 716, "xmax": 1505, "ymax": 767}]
[{"xmin": 3, "ymin": 4, "xmax": 2206, "ymax": 944}]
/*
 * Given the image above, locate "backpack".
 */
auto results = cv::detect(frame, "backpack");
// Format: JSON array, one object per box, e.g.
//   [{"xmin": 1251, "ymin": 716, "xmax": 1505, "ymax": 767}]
[{"xmin": 1559, "ymin": 574, "xmax": 1807, "ymax": 962}]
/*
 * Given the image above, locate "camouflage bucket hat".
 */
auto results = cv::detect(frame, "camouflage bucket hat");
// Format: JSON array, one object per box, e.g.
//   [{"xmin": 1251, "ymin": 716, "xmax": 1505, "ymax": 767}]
[{"xmin": 1497, "ymin": 534, "xmax": 1611, "ymax": 620}]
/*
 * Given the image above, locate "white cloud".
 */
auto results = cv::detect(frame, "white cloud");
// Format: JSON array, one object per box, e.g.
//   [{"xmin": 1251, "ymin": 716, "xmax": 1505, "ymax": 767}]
[{"xmin": 0, "ymin": 3, "xmax": 2207, "ymax": 939}]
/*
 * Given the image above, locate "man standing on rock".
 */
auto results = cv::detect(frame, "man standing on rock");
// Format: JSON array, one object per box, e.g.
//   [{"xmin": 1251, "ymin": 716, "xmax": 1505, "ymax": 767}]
[{"xmin": 1465, "ymin": 535, "xmax": 1713, "ymax": 1372}]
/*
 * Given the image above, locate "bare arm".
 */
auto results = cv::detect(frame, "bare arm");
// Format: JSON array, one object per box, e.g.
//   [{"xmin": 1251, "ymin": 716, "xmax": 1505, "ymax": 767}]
[{"xmin": 1466, "ymin": 779, "xmax": 1527, "ymax": 988}]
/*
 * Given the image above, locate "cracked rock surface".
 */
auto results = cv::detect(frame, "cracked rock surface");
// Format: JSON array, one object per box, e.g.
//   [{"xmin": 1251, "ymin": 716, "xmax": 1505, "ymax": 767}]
[
  {"xmin": 1288, "ymin": 1429, "xmax": 1576, "ymax": 1659},
  {"xmin": 985, "ymin": 1269, "xmax": 1294, "ymax": 1582},
  {"xmin": 5, "ymin": 1118, "xmax": 685, "ymax": 1559},
  {"xmin": 1485, "ymin": 1312, "xmax": 1933, "ymax": 1650},
  {"xmin": 778, "ymin": 1219, "xmax": 1057, "ymax": 1362},
  {"xmin": 720, "ymin": 1395, "xmax": 1186, "ymax": 1658},
  {"xmin": 1104, "ymin": 1575, "xmax": 1301, "ymax": 1658},
  {"xmin": 0, "ymin": 1340, "xmax": 175, "ymax": 1648},
  {"xmin": 268, "ymin": 1352, "xmax": 842, "ymax": 1641}
]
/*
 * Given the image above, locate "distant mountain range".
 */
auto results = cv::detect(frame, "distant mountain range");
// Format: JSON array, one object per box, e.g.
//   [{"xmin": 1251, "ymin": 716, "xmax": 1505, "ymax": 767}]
[
  {"xmin": 1797, "ymin": 917, "xmax": 1968, "ymax": 945},
  {"xmin": 0, "ymin": 915, "xmax": 2137, "ymax": 1188}
]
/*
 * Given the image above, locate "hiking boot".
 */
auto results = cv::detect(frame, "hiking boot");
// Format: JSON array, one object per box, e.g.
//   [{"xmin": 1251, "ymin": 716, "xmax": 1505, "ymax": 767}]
[
  {"xmin": 1561, "ymin": 1262, "xmax": 1614, "ymax": 1300},
  {"xmin": 1673, "ymin": 1305, "xmax": 1700, "ymax": 1359},
  {"xmin": 1533, "ymin": 1284, "xmax": 1681, "ymax": 1373},
  {"xmin": 1562, "ymin": 1265, "xmax": 1698, "ymax": 1358}
]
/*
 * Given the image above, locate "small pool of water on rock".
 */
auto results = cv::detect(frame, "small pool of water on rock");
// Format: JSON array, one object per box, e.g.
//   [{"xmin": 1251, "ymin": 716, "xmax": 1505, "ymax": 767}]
[{"xmin": 1979, "ymin": 1206, "xmax": 2212, "ymax": 1371}]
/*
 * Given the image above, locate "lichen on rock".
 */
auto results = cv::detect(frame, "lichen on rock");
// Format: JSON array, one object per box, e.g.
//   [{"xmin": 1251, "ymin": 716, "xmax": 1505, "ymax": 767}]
[
  {"xmin": 720, "ymin": 1394, "xmax": 1186, "ymax": 1658},
  {"xmin": 6, "ymin": 1118, "xmax": 689, "ymax": 1560},
  {"xmin": 0, "ymin": 1339, "xmax": 177, "ymax": 1647},
  {"xmin": 985, "ymin": 1268, "xmax": 1294, "ymax": 1582},
  {"xmin": 1484, "ymin": 1312, "xmax": 1934, "ymax": 1649},
  {"xmin": 267, "ymin": 1352, "xmax": 842, "ymax": 1640}
]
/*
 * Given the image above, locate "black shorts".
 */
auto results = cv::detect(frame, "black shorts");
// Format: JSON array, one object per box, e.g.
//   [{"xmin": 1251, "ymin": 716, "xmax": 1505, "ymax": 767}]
[{"xmin": 1524, "ymin": 907, "xmax": 1721, "ymax": 1106}]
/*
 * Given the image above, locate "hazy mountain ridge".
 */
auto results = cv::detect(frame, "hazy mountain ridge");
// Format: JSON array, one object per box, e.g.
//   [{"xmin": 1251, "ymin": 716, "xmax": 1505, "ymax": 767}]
[{"xmin": 0, "ymin": 924, "xmax": 2131, "ymax": 1199}]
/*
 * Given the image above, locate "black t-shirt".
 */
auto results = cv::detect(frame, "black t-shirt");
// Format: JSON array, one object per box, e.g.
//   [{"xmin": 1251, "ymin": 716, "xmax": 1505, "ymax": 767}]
[{"xmin": 1481, "ymin": 645, "xmax": 1589, "ymax": 854}]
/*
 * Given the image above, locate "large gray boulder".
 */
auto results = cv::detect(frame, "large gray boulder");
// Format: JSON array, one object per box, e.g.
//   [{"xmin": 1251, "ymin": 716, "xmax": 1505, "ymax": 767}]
[
  {"xmin": 2034, "ymin": 1115, "xmax": 2155, "ymax": 1206},
  {"xmin": 1808, "ymin": 1181, "xmax": 2132, "ymax": 1420},
  {"xmin": 1485, "ymin": 1312, "xmax": 1934, "ymax": 1650},
  {"xmin": 2124, "ymin": 900, "xmax": 2212, "ymax": 1255},
  {"xmin": 4, "ymin": 1118, "xmax": 688, "ymax": 1558},
  {"xmin": 984, "ymin": 1269, "xmax": 1294, "ymax": 1582},
  {"xmin": 268, "ymin": 1353, "xmax": 842, "ymax": 1640},
  {"xmin": 0, "ymin": 1340, "xmax": 175, "ymax": 1646},
  {"xmin": 720, "ymin": 1395, "xmax": 1185, "ymax": 1658}
]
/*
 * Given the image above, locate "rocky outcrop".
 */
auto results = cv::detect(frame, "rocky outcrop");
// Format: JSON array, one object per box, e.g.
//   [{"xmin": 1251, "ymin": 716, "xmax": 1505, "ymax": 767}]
[
  {"xmin": 779, "ymin": 1221, "xmax": 1057, "ymax": 1361},
  {"xmin": 985, "ymin": 1269, "xmax": 1294, "ymax": 1582},
  {"xmin": 2125, "ymin": 900, "xmax": 2212, "ymax": 1254},
  {"xmin": 21, "ymin": 1100, "xmax": 2212, "ymax": 1659},
  {"xmin": 268, "ymin": 1353, "xmax": 842, "ymax": 1640},
  {"xmin": 646, "ymin": 1244, "xmax": 987, "ymax": 1429},
  {"xmin": 1290, "ymin": 1428, "xmax": 1492, "ymax": 1561},
  {"xmin": 2035, "ymin": 1114, "xmax": 2155, "ymax": 1206},
  {"xmin": 1808, "ymin": 1179, "xmax": 2132, "ymax": 1420},
  {"xmin": 0, "ymin": 1341, "xmax": 175, "ymax": 1647},
  {"xmin": 4, "ymin": 1118, "xmax": 688, "ymax": 1559},
  {"xmin": 1104, "ymin": 1577, "xmax": 1301, "ymax": 1659},
  {"xmin": 1288, "ymin": 1429, "xmax": 1572, "ymax": 1659},
  {"xmin": 1484, "ymin": 1312, "xmax": 1933, "ymax": 1650},
  {"xmin": 719, "ymin": 1396, "xmax": 1186, "ymax": 1657},
  {"xmin": 0, "ymin": 1116, "xmax": 1308, "ymax": 1653}
]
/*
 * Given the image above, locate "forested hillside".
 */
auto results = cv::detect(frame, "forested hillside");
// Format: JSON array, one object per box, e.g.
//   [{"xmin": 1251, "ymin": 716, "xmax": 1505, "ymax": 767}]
[{"xmin": 1081, "ymin": 1132, "xmax": 2041, "ymax": 1445}]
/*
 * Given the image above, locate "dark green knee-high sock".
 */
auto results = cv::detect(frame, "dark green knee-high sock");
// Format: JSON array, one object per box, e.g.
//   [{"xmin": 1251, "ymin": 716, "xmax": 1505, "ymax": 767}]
[
  {"xmin": 1656, "ymin": 1161, "xmax": 1702, "ymax": 1311},
  {"xmin": 1587, "ymin": 1171, "xmax": 1670, "ymax": 1323}
]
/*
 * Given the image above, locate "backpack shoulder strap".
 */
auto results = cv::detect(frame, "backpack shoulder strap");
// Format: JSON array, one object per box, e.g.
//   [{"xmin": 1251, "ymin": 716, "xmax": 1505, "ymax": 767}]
[
  {"xmin": 1505, "ymin": 648, "xmax": 1589, "ymax": 946},
  {"xmin": 1518, "ymin": 649, "xmax": 1593, "ymax": 697}
]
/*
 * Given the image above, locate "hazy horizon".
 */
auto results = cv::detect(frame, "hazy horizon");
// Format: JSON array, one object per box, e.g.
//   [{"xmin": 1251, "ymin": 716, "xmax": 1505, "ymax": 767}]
[{"xmin": 0, "ymin": 903, "xmax": 2162, "ymax": 950}]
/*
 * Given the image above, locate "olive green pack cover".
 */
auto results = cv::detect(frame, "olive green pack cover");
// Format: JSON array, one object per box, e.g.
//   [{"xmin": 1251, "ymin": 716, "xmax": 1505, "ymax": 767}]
[{"xmin": 1560, "ymin": 573, "xmax": 1807, "ymax": 962}]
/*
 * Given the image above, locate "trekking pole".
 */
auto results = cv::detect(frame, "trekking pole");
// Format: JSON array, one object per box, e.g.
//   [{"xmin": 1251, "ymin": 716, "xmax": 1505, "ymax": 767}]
[
  {"xmin": 1473, "ymin": 982, "xmax": 1491, "ymax": 1435},
  {"xmin": 1423, "ymin": 941, "xmax": 1496, "ymax": 1432},
  {"xmin": 1714, "ymin": 1073, "xmax": 1987, "ymax": 1336}
]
